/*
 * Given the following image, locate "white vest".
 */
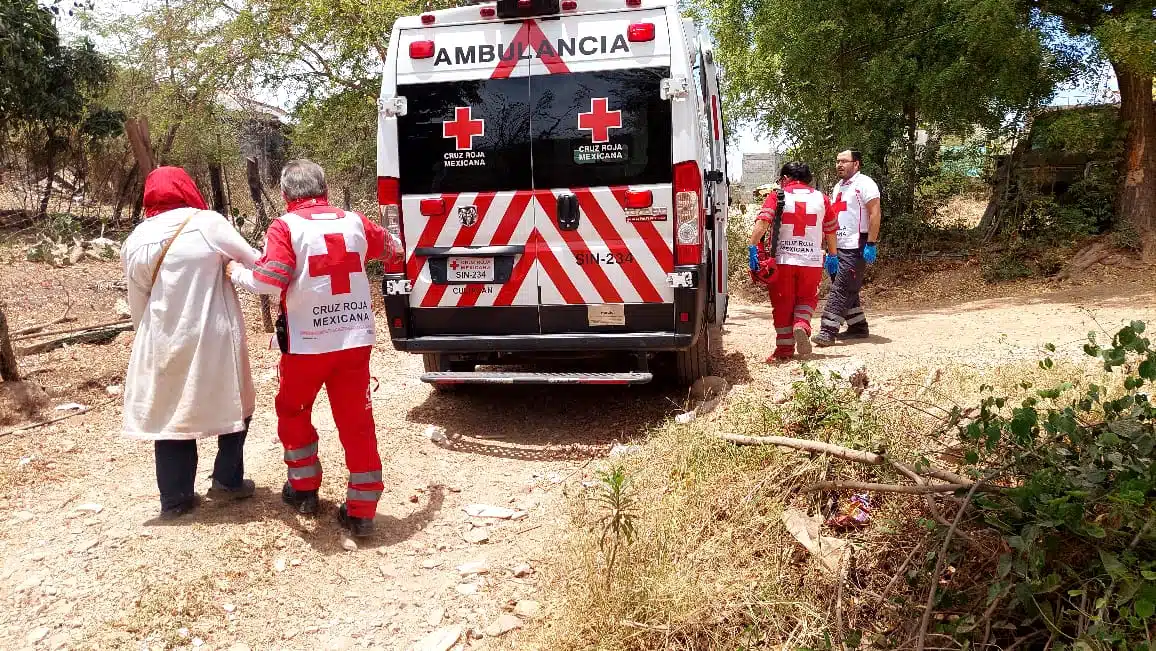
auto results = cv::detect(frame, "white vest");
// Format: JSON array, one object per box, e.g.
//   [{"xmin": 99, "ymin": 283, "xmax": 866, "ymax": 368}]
[
  {"xmin": 832, "ymin": 173, "xmax": 879, "ymax": 249},
  {"xmin": 282, "ymin": 211, "xmax": 376, "ymax": 355},
  {"xmin": 774, "ymin": 187, "xmax": 827, "ymax": 268}
]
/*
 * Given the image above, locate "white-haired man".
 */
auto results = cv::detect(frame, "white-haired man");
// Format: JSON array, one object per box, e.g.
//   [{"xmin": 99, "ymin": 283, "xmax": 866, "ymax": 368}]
[{"xmin": 228, "ymin": 159, "xmax": 394, "ymax": 538}]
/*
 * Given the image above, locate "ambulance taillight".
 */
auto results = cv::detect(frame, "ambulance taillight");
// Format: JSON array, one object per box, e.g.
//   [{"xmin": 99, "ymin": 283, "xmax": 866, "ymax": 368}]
[
  {"xmin": 409, "ymin": 41, "xmax": 435, "ymax": 59},
  {"xmin": 624, "ymin": 190, "xmax": 653, "ymax": 209},
  {"xmin": 673, "ymin": 161, "xmax": 703, "ymax": 265},
  {"xmin": 627, "ymin": 23, "xmax": 655, "ymax": 42},
  {"xmin": 377, "ymin": 177, "xmax": 406, "ymax": 275}
]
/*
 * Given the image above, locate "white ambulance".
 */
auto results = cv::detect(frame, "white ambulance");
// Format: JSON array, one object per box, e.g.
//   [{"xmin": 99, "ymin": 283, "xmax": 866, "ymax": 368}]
[{"xmin": 376, "ymin": 0, "xmax": 729, "ymax": 386}]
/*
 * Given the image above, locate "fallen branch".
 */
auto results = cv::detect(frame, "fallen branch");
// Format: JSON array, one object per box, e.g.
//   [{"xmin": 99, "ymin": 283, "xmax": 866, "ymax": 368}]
[
  {"xmin": 800, "ymin": 480, "xmax": 986, "ymax": 495},
  {"xmin": 12, "ymin": 308, "xmax": 74, "ymax": 336},
  {"xmin": 17, "ymin": 323, "xmax": 132, "ymax": 355},
  {"xmin": 0, "ymin": 399, "xmax": 114, "ymax": 439},
  {"xmin": 13, "ymin": 317, "xmax": 129, "ymax": 342},
  {"xmin": 717, "ymin": 432, "xmax": 973, "ymax": 486},
  {"xmin": 717, "ymin": 433, "xmax": 884, "ymax": 465}
]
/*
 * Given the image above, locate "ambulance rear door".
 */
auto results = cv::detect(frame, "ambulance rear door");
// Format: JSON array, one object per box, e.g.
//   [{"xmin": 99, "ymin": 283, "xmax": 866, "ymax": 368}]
[
  {"xmin": 390, "ymin": 20, "xmax": 539, "ymax": 337},
  {"xmin": 698, "ymin": 40, "xmax": 730, "ymax": 326},
  {"xmin": 528, "ymin": 8, "xmax": 676, "ymax": 335}
]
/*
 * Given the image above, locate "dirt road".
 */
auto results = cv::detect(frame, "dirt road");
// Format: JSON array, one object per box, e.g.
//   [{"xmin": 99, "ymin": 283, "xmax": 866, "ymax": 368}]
[{"xmin": 2, "ymin": 257, "xmax": 1154, "ymax": 650}]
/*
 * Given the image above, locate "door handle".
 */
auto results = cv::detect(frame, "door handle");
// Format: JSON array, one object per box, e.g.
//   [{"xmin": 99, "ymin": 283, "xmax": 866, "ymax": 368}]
[{"xmin": 556, "ymin": 194, "xmax": 580, "ymax": 231}]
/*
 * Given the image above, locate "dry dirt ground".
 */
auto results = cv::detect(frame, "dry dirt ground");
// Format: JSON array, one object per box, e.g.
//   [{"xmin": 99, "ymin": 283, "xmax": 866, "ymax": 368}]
[{"xmin": 1, "ymin": 248, "xmax": 1155, "ymax": 651}]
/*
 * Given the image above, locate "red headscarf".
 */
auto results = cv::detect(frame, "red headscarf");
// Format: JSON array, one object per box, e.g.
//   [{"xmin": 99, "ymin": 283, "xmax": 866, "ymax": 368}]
[{"xmin": 143, "ymin": 166, "xmax": 209, "ymax": 218}]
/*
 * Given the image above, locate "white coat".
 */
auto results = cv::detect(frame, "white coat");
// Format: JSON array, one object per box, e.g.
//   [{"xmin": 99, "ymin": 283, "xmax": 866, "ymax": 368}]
[{"xmin": 120, "ymin": 208, "xmax": 261, "ymax": 440}]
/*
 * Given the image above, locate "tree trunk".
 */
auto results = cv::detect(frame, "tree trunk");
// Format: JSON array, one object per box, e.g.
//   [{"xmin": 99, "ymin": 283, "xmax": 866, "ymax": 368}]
[
  {"xmin": 37, "ymin": 133, "xmax": 57, "ymax": 218},
  {"xmin": 246, "ymin": 157, "xmax": 275, "ymax": 333},
  {"xmin": 904, "ymin": 105, "xmax": 918, "ymax": 218},
  {"xmin": 208, "ymin": 162, "xmax": 227, "ymax": 214},
  {"xmin": 245, "ymin": 157, "xmax": 269, "ymax": 230},
  {"xmin": 0, "ymin": 308, "xmax": 20, "ymax": 382},
  {"xmin": 1112, "ymin": 59, "xmax": 1156, "ymax": 234},
  {"xmin": 131, "ymin": 181, "xmax": 144, "ymax": 222}
]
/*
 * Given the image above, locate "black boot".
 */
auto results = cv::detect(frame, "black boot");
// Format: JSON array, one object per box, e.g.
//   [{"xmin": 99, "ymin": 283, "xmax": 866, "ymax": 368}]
[
  {"xmin": 282, "ymin": 482, "xmax": 319, "ymax": 515},
  {"xmin": 338, "ymin": 503, "xmax": 375, "ymax": 538},
  {"xmin": 836, "ymin": 327, "xmax": 870, "ymax": 340}
]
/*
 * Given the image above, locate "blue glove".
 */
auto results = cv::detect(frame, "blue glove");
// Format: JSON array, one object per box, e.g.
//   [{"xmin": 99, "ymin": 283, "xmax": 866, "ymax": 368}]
[
  {"xmin": 748, "ymin": 245, "xmax": 760, "ymax": 271},
  {"xmin": 825, "ymin": 254, "xmax": 839, "ymax": 277},
  {"xmin": 863, "ymin": 243, "xmax": 878, "ymax": 264}
]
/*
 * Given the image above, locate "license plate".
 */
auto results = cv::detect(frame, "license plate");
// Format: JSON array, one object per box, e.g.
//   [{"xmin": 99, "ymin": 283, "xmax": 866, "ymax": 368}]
[{"xmin": 446, "ymin": 256, "xmax": 494, "ymax": 283}]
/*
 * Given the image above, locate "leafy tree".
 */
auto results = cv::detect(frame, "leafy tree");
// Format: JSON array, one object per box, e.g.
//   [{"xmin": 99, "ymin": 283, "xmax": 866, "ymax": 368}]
[
  {"xmin": 0, "ymin": 0, "xmax": 117, "ymax": 217},
  {"xmin": 702, "ymin": 0, "xmax": 1072, "ymax": 218},
  {"xmin": 1028, "ymin": 0, "xmax": 1156, "ymax": 234}
]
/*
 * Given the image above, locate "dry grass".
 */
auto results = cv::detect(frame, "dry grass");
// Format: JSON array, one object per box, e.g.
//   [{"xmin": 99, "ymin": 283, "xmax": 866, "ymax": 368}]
[{"xmin": 526, "ymin": 352, "xmax": 1117, "ymax": 650}]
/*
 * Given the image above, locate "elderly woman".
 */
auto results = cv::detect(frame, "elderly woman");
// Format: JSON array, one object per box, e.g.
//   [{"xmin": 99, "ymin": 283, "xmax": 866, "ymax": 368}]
[{"xmin": 121, "ymin": 167, "xmax": 262, "ymax": 519}]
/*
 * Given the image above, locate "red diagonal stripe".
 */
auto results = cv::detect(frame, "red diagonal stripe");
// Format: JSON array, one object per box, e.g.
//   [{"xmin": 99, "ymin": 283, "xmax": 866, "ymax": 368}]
[
  {"xmin": 491, "ymin": 20, "xmax": 569, "ymax": 80},
  {"xmin": 536, "ymin": 190, "xmax": 621, "ymax": 303},
  {"xmin": 406, "ymin": 193, "xmax": 455, "ymax": 281},
  {"xmin": 493, "ymin": 234, "xmax": 538, "ymax": 307},
  {"xmin": 491, "ymin": 191, "xmax": 533, "ymax": 246},
  {"xmin": 530, "ymin": 229, "xmax": 583, "ymax": 304},
  {"xmin": 611, "ymin": 187, "xmax": 673, "ymax": 271},
  {"xmin": 573, "ymin": 189, "xmax": 663, "ymax": 303},
  {"xmin": 415, "ymin": 195, "xmax": 463, "ymax": 307},
  {"xmin": 458, "ymin": 192, "xmax": 530, "ymax": 308}
]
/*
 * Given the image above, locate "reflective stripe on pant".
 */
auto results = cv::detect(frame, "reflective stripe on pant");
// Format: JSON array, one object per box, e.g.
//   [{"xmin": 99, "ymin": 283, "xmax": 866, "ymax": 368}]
[
  {"xmin": 820, "ymin": 241, "xmax": 868, "ymax": 336},
  {"xmin": 276, "ymin": 346, "xmax": 383, "ymax": 517},
  {"xmin": 769, "ymin": 264, "xmax": 823, "ymax": 357}
]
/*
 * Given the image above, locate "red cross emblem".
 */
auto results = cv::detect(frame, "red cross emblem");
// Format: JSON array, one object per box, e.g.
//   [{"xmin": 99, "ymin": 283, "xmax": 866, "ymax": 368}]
[
  {"xmin": 782, "ymin": 200, "xmax": 819, "ymax": 237},
  {"xmin": 308, "ymin": 233, "xmax": 363, "ymax": 295},
  {"xmin": 578, "ymin": 98, "xmax": 622, "ymax": 144},
  {"xmin": 443, "ymin": 106, "xmax": 485, "ymax": 151},
  {"xmin": 831, "ymin": 192, "xmax": 848, "ymax": 215},
  {"xmin": 449, "ymin": 260, "xmax": 459, "ymax": 270}
]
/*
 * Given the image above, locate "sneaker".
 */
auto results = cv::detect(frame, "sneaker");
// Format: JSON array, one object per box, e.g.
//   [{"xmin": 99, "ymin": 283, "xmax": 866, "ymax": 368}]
[
  {"xmin": 207, "ymin": 478, "xmax": 255, "ymax": 501},
  {"xmin": 281, "ymin": 482, "xmax": 319, "ymax": 515},
  {"xmin": 794, "ymin": 327, "xmax": 812, "ymax": 356},
  {"xmin": 159, "ymin": 495, "xmax": 201, "ymax": 520},
  {"xmin": 836, "ymin": 329, "xmax": 870, "ymax": 341},
  {"xmin": 812, "ymin": 331, "xmax": 837, "ymax": 348},
  {"xmin": 338, "ymin": 503, "xmax": 375, "ymax": 538}
]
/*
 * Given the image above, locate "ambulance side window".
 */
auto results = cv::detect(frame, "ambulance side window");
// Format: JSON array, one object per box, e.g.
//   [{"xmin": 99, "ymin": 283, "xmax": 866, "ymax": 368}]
[
  {"xmin": 396, "ymin": 79, "xmax": 532, "ymax": 195},
  {"xmin": 529, "ymin": 67, "xmax": 673, "ymax": 189}
]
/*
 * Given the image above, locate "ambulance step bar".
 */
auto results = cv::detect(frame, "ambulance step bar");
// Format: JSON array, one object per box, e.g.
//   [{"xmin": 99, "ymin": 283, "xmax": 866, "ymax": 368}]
[{"xmin": 421, "ymin": 371, "xmax": 653, "ymax": 386}]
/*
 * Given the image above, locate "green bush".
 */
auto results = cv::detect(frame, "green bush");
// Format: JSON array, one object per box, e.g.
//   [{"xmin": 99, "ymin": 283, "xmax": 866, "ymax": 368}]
[{"xmin": 951, "ymin": 321, "xmax": 1156, "ymax": 647}]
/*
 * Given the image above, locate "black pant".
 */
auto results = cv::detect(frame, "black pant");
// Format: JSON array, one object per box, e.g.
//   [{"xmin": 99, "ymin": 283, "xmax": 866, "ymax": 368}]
[
  {"xmin": 154, "ymin": 418, "xmax": 249, "ymax": 511},
  {"xmin": 820, "ymin": 234, "xmax": 869, "ymax": 335}
]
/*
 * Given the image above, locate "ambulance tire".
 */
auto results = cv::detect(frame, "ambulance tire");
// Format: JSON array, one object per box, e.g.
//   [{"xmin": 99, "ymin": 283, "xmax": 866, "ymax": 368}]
[
  {"xmin": 673, "ymin": 323, "xmax": 713, "ymax": 386},
  {"xmin": 423, "ymin": 354, "xmax": 474, "ymax": 393}
]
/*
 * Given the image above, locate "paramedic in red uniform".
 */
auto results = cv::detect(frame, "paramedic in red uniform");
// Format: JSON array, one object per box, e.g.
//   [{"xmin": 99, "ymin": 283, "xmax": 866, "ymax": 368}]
[
  {"xmin": 747, "ymin": 162, "xmax": 839, "ymax": 362},
  {"xmin": 227, "ymin": 159, "xmax": 390, "ymax": 538}
]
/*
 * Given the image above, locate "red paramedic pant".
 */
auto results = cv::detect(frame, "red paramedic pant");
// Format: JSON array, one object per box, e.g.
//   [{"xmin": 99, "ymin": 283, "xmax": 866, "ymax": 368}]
[
  {"xmin": 276, "ymin": 346, "xmax": 383, "ymax": 519},
  {"xmin": 769, "ymin": 264, "xmax": 823, "ymax": 358}
]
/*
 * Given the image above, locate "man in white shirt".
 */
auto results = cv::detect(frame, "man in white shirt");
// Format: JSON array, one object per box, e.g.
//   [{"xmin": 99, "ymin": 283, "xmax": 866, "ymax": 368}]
[{"xmin": 813, "ymin": 150, "xmax": 881, "ymax": 346}]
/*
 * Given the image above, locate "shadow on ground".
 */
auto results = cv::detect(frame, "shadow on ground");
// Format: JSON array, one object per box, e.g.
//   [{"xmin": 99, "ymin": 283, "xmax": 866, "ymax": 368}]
[{"xmin": 142, "ymin": 484, "xmax": 445, "ymax": 554}]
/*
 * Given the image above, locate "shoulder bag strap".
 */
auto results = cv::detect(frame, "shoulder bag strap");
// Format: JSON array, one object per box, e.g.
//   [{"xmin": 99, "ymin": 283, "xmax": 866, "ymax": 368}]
[{"xmin": 148, "ymin": 211, "xmax": 198, "ymax": 294}]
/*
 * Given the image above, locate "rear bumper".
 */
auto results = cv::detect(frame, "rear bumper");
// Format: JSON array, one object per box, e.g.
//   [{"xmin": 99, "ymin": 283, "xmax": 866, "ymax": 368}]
[
  {"xmin": 398, "ymin": 332, "xmax": 693, "ymax": 353},
  {"xmin": 381, "ymin": 264, "xmax": 707, "ymax": 353}
]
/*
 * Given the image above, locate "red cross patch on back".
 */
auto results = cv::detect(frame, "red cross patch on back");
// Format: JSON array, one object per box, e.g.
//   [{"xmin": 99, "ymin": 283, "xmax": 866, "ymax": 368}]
[
  {"xmin": 782, "ymin": 201, "xmax": 818, "ymax": 237},
  {"xmin": 308, "ymin": 233, "xmax": 364, "ymax": 295},
  {"xmin": 578, "ymin": 98, "xmax": 622, "ymax": 144},
  {"xmin": 443, "ymin": 106, "xmax": 485, "ymax": 151}
]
